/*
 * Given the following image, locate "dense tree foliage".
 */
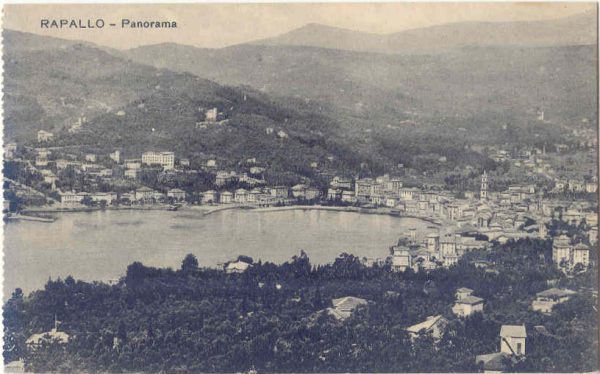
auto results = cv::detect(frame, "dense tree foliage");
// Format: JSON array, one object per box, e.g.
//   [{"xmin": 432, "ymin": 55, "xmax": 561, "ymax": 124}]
[{"xmin": 3, "ymin": 239, "xmax": 597, "ymax": 373}]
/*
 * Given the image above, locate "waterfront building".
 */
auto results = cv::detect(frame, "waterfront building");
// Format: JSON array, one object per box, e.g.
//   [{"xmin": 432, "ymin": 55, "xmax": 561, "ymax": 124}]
[
  {"xmin": 202, "ymin": 190, "xmax": 218, "ymax": 204},
  {"xmin": 234, "ymin": 188, "xmax": 248, "ymax": 204},
  {"xmin": 220, "ymin": 191, "xmax": 233, "ymax": 204},
  {"xmin": 135, "ymin": 186, "xmax": 156, "ymax": 201},
  {"xmin": 167, "ymin": 188, "xmax": 187, "ymax": 201}
]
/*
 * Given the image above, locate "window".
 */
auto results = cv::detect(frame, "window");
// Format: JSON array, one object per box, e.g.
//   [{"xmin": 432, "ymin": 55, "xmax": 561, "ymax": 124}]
[{"xmin": 517, "ymin": 343, "xmax": 522, "ymax": 355}]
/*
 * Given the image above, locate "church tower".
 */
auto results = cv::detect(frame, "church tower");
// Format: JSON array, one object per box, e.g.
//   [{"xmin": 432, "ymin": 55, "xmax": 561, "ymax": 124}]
[{"xmin": 480, "ymin": 171, "xmax": 488, "ymax": 201}]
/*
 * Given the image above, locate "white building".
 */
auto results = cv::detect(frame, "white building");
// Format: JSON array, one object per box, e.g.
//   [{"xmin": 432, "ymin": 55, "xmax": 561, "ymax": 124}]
[
  {"xmin": 327, "ymin": 296, "xmax": 368, "ymax": 320},
  {"xmin": 37, "ymin": 130, "xmax": 54, "ymax": 142},
  {"xmin": 532, "ymin": 288, "xmax": 576, "ymax": 314},
  {"xmin": 110, "ymin": 150, "xmax": 121, "ymax": 163},
  {"xmin": 142, "ymin": 151, "xmax": 175, "ymax": 170},
  {"xmin": 500, "ymin": 325, "xmax": 526, "ymax": 356},
  {"xmin": 167, "ymin": 188, "xmax": 187, "ymax": 201}
]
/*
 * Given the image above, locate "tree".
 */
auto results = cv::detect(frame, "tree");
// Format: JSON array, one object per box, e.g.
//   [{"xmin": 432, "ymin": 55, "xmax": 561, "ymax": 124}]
[{"xmin": 181, "ymin": 253, "xmax": 199, "ymax": 274}]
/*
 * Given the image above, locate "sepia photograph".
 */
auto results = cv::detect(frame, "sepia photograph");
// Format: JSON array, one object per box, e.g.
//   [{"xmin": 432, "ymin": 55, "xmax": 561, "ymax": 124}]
[{"xmin": 1, "ymin": 2, "xmax": 598, "ymax": 373}]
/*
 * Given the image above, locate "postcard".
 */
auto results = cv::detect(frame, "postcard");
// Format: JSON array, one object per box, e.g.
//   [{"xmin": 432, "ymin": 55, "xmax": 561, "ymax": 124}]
[{"xmin": 2, "ymin": 3, "xmax": 598, "ymax": 373}]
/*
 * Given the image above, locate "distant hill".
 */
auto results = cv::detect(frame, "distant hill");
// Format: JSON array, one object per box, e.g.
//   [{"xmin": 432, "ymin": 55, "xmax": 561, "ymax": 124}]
[
  {"xmin": 252, "ymin": 11, "xmax": 596, "ymax": 54},
  {"xmin": 2, "ymin": 30, "xmax": 366, "ymax": 182},
  {"xmin": 124, "ymin": 41, "xmax": 597, "ymax": 130}
]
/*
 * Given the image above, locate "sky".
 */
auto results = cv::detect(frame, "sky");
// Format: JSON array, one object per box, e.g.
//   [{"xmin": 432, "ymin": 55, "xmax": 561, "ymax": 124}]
[{"xmin": 3, "ymin": 2, "xmax": 596, "ymax": 50}]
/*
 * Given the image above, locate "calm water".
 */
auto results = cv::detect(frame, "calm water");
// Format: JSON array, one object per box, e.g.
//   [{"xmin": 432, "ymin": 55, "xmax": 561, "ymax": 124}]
[{"xmin": 4, "ymin": 208, "xmax": 432, "ymax": 299}]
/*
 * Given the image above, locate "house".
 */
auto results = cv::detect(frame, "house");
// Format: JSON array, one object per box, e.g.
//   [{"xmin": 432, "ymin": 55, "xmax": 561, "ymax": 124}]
[
  {"xmin": 573, "ymin": 243, "xmax": 590, "ymax": 269},
  {"xmin": 270, "ymin": 186, "xmax": 288, "ymax": 199},
  {"xmin": 331, "ymin": 176, "xmax": 353, "ymax": 190},
  {"xmin": 452, "ymin": 294, "xmax": 484, "ymax": 317},
  {"xmin": 341, "ymin": 190, "xmax": 356, "ymax": 203},
  {"xmin": 85, "ymin": 154, "xmax": 97, "ymax": 162},
  {"xmin": 327, "ymin": 296, "xmax": 368, "ymax": 320},
  {"xmin": 385, "ymin": 195, "xmax": 399, "ymax": 207},
  {"xmin": 109, "ymin": 150, "xmax": 121, "ymax": 163},
  {"xmin": 37, "ymin": 130, "xmax": 54, "ymax": 142},
  {"xmin": 26, "ymin": 319, "xmax": 69, "ymax": 348},
  {"xmin": 476, "ymin": 325, "xmax": 526, "ymax": 373},
  {"xmin": 475, "ymin": 352, "xmax": 514, "ymax": 374},
  {"xmin": 124, "ymin": 169, "xmax": 140, "ymax": 179},
  {"xmin": 88, "ymin": 192, "xmax": 117, "ymax": 205},
  {"xmin": 391, "ymin": 246, "xmax": 411, "ymax": 272},
  {"xmin": 142, "ymin": 151, "xmax": 175, "ymax": 170},
  {"xmin": 225, "ymin": 260, "xmax": 251, "ymax": 274},
  {"xmin": 205, "ymin": 107, "xmax": 218, "ymax": 122},
  {"xmin": 552, "ymin": 235, "xmax": 589, "ymax": 271},
  {"xmin": 202, "ymin": 190, "xmax": 218, "ymax": 204},
  {"xmin": 4, "ymin": 359, "xmax": 25, "ymax": 373},
  {"xmin": 305, "ymin": 187, "xmax": 321, "ymax": 200},
  {"xmin": 234, "ymin": 189, "xmax": 248, "ymax": 204},
  {"xmin": 291, "ymin": 184, "xmax": 308, "ymax": 198},
  {"xmin": 247, "ymin": 189, "xmax": 262, "ymax": 203},
  {"xmin": 5, "ymin": 143, "xmax": 17, "ymax": 160},
  {"xmin": 167, "ymin": 188, "xmax": 186, "ymax": 201},
  {"xmin": 455, "ymin": 287, "xmax": 473, "ymax": 300},
  {"xmin": 220, "ymin": 191, "xmax": 233, "ymax": 204},
  {"xmin": 124, "ymin": 159, "xmax": 141, "ymax": 169},
  {"xmin": 500, "ymin": 325, "xmax": 526, "ymax": 356},
  {"xmin": 135, "ymin": 186, "xmax": 155, "ymax": 201},
  {"xmin": 327, "ymin": 188, "xmax": 342, "ymax": 200},
  {"xmin": 206, "ymin": 159, "xmax": 217, "ymax": 168},
  {"xmin": 532, "ymin": 288, "xmax": 577, "ymax": 314},
  {"xmin": 406, "ymin": 315, "xmax": 448, "ymax": 341},
  {"xmin": 59, "ymin": 191, "xmax": 87, "ymax": 205}
]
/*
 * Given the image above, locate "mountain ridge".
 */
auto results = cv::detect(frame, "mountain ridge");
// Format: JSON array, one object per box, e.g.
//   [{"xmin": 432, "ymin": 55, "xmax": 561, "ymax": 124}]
[{"xmin": 250, "ymin": 10, "xmax": 596, "ymax": 54}]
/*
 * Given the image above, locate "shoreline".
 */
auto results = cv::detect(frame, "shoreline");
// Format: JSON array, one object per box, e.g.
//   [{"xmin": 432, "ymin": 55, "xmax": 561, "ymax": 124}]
[{"xmin": 16, "ymin": 203, "xmax": 444, "ymax": 225}]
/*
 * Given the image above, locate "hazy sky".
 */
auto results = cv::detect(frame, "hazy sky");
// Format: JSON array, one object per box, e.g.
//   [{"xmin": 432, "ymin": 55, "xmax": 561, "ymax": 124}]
[{"xmin": 4, "ymin": 2, "xmax": 596, "ymax": 49}]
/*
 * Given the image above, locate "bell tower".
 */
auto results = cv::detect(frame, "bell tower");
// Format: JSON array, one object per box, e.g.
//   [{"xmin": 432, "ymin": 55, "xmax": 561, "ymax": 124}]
[{"xmin": 480, "ymin": 171, "xmax": 488, "ymax": 201}]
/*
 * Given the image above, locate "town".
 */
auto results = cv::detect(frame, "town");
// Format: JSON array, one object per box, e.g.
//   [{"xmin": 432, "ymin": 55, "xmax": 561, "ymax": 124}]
[{"xmin": 4, "ymin": 126, "xmax": 597, "ymax": 277}]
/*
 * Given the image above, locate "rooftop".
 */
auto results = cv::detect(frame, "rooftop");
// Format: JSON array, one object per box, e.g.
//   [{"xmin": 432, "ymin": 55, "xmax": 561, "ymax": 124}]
[
  {"xmin": 536, "ymin": 288, "xmax": 577, "ymax": 299},
  {"xmin": 456, "ymin": 295, "xmax": 484, "ymax": 305},
  {"xmin": 500, "ymin": 325, "xmax": 527, "ymax": 338},
  {"xmin": 406, "ymin": 315, "xmax": 446, "ymax": 334}
]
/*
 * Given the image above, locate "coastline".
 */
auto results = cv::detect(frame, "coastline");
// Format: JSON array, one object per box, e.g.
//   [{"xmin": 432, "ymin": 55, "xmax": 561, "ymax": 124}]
[
  {"xmin": 15, "ymin": 203, "xmax": 444, "ymax": 225},
  {"xmin": 192, "ymin": 204, "xmax": 444, "ymax": 225}
]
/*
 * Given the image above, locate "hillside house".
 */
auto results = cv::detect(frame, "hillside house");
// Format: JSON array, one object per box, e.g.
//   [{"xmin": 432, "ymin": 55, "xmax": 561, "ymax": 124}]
[
  {"xmin": 532, "ymin": 288, "xmax": 577, "ymax": 314},
  {"xmin": 406, "ymin": 315, "xmax": 448, "ymax": 342},
  {"xmin": 37, "ymin": 130, "xmax": 54, "ymax": 142},
  {"xmin": 26, "ymin": 318, "xmax": 69, "ymax": 349},
  {"xmin": 500, "ymin": 325, "xmax": 527, "ymax": 356},
  {"xmin": 452, "ymin": 290, "xmax": 484, "ymax": 318},
  {"xmin": 225, "ymin": 260, "xmax": 252, "ymax": 274},
  {"xmin": 327, "ymin": 296, "xmax": 368, "ymax": 320}
]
